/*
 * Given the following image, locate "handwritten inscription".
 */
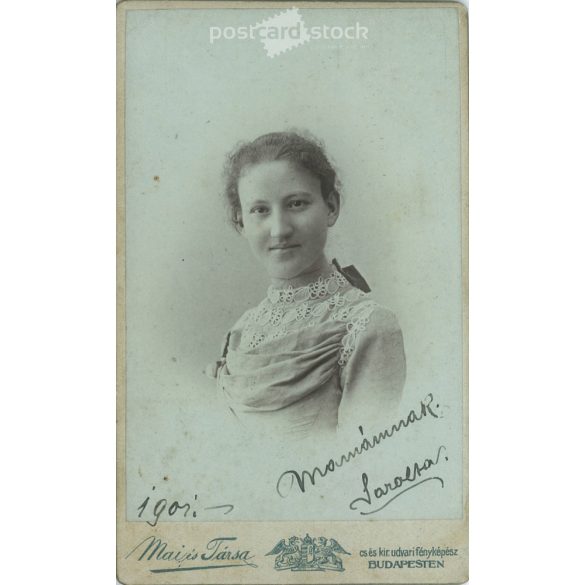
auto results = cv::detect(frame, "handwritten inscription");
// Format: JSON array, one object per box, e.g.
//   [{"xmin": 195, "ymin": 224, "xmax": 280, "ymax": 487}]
[
  {"xmin": 133, "ymin": 394, "xmax": 448, "ymax": 526},
  {"xmin": 349, "ymin": 445, "xmax": 447, "ymax": 515},
  {"xmin": 276, "ymin": 393, "xmax": 441, "ymax": 497},
  {"xmin": 137, "ymin": 486, "xmax": 234, "ymax": 526}
]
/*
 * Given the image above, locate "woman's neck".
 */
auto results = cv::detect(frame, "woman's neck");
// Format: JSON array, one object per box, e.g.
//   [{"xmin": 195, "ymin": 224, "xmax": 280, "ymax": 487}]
[{"xmin": 270, "ymin": 256, "xmax": 332, "ymax": 289}]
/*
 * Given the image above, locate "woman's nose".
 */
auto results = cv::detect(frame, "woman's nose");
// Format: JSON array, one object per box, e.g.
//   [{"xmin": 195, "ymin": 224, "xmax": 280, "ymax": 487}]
[{"xmin": 269, "ymin": 210, "xmax": 293, "ymax": 238}]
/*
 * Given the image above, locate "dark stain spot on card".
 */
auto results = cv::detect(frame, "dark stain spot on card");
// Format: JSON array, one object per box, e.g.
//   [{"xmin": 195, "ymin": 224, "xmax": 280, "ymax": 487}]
[
  {"xmin": 163, "ymin": 476, "xmax": 169, "ymax": 481},
  {"xmin": 171, "ymin": 356, "xmax": 177, "ymax": 362},
  {"xmin": 154, "ymin": 175, "xmax": 160, "ymax": 182}
]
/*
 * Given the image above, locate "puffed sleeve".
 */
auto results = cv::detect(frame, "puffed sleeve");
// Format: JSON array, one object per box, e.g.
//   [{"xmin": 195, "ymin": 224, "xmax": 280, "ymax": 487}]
[{"xmin": 337, "ymin": 306, "xmax": 406, "ymax": 432}]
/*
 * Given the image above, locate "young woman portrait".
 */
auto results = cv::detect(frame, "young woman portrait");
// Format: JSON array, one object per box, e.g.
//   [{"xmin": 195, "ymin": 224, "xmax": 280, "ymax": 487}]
[{"xmin": 206, "ymin": 131, "xmax": 406, "ymax": 441}]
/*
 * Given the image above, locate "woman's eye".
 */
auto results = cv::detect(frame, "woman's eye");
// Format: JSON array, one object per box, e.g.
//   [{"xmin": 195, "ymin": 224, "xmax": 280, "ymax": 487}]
[
  {"xmin": 289, "ymin": 200, "xmax": 309, "ymax": 209},
  {"xmin": 250, "ymin": 206, "xmax": 269, "ymax": 214}
]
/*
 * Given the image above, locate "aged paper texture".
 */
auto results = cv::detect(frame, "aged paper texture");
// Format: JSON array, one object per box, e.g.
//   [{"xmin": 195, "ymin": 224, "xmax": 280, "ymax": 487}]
[{"xmin": 117, "ymin": 1, "xmax": 468, "ymax": 583}]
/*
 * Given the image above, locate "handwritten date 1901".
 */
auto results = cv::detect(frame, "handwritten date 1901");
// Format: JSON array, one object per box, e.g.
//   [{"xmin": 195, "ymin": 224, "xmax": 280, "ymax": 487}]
[
  {"xmin": 137, "ymin": 487, "xmax": 235, "ymax": 526},
  {"xmin": 137, "ymin": 486, "xmax": 198, "ymax": 526}
]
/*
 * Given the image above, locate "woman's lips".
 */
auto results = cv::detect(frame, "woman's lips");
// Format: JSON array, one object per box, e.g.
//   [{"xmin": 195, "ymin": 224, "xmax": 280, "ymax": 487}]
[{"xmin": 269, "ymin": 244, "xmax": 300, "ymax": 251}]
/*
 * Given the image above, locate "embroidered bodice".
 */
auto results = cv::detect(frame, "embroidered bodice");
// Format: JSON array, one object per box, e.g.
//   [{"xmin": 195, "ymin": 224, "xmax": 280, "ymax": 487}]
[
  {"xmin": 212, "ymin": 269, "xmax": 407, "ymax": 440},
  {"xmin": 238, "ymin": 271, "xmax": 376, "ymax": 366}
]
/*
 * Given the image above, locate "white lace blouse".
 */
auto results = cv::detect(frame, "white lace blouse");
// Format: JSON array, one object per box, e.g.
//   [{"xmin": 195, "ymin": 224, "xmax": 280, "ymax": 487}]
[{"xmin": 211, "ymin": 270, "xmax": 406, "ymax": 441}]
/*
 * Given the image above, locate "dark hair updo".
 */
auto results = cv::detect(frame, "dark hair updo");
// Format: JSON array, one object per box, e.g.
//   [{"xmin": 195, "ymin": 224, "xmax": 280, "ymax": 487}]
[{"xmin": 223, "ymin": 131, "xmax": 341, "ymax": 230}]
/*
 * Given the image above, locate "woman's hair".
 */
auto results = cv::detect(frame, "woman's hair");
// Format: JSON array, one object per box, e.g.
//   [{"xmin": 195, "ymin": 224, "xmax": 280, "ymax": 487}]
[{"xmin": 223, "ymin": 131, "xmax": 341, "ymax": 230}]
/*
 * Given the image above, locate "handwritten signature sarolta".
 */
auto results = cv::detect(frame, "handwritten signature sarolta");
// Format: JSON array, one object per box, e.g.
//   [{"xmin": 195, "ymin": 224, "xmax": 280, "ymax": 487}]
[{"xmin": 349, "ymin": 445, "xmax": 447, "ymax": 515}]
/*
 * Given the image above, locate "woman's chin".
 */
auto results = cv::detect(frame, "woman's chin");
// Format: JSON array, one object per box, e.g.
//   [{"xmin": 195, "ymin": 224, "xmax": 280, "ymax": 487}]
[
  {"xmin": 265, "ymin": 260, "xmax": 326, "ymax": 285},
  {"xmin": 266, "ymin": 262, "xmax": 304, "ymax": 283}
]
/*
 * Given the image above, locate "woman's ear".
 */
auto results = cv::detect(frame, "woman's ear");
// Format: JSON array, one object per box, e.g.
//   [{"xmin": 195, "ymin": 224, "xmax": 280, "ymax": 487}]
[{"xmin": 325, "ymin": 191, "xmax": 340, "ymax": 227}]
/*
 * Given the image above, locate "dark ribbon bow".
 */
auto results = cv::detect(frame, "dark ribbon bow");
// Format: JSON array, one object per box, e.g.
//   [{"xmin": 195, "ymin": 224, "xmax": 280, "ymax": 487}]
[{"xmin": 332, "ymin": 258, "xmax": 371, "ymax": 293}]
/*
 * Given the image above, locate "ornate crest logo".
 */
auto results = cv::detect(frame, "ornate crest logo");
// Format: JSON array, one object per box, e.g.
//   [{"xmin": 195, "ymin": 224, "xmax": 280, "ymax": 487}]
[{"xmin": 266, "ymin": 534, "xmax": 350, "ymax": 571}]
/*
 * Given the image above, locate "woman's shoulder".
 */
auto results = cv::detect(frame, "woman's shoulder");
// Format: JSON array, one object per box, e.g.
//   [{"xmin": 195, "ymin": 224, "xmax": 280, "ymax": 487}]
[
  {"xmin": 342, "ymin": 293, "xmax": 401, "ymax": 333},
  {"xmin": 364, "ymin": 303, "xmax": 402, "ymax": 335}
]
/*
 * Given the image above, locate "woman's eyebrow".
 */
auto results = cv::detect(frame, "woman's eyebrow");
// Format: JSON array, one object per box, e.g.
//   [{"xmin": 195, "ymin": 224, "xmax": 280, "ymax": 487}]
[
  {"xmin": 245, "ymin": 198, "xmax": 269, "ymax": 206},
  {"xmin": 284, "ymin": 191, "xmax": 314, "ymax": 199}
]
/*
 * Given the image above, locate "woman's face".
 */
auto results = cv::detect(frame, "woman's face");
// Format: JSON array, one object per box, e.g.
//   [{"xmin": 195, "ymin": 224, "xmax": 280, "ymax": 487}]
[{"xmin": 238, "ymin": 160, "xmax": 338, "ymax": 283}]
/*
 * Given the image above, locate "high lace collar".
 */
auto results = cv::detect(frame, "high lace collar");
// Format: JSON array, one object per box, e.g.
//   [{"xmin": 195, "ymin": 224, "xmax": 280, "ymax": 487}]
[{"xmin": 267, "ymin": 270, "xmax": 350, "ymax": 305}]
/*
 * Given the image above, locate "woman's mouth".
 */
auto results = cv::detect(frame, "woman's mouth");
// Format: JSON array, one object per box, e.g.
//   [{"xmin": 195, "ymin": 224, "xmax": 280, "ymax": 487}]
[{"xmin": 269, "ymin": 244, "xmax": 300, "ymax": 251}]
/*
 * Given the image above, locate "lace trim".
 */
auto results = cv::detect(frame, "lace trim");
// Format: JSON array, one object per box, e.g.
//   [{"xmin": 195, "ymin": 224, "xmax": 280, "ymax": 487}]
[
  {"xmin": 337, "ymin": 301, "xmax": 377, "ymax": 366},
  {"xmin": 241, "ymin": 295, "xmax": 376, "ymax": 369},
  {"xmin": 237, "ymin": 269, "xmax": 377, "ymax": 365},
  {"xmin": 267, "ymin": 271, "xmax": 349, "ymax": 305},
  {"xmin": 242, "ymin": 287, "xmax": 367, "ymax": 346}
]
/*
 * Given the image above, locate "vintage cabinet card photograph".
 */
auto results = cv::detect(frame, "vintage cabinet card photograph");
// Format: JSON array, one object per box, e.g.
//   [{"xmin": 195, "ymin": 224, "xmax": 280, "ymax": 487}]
[{"xmin": 117, "ymin": 1, "xmax": 468, "ymax": 583}]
